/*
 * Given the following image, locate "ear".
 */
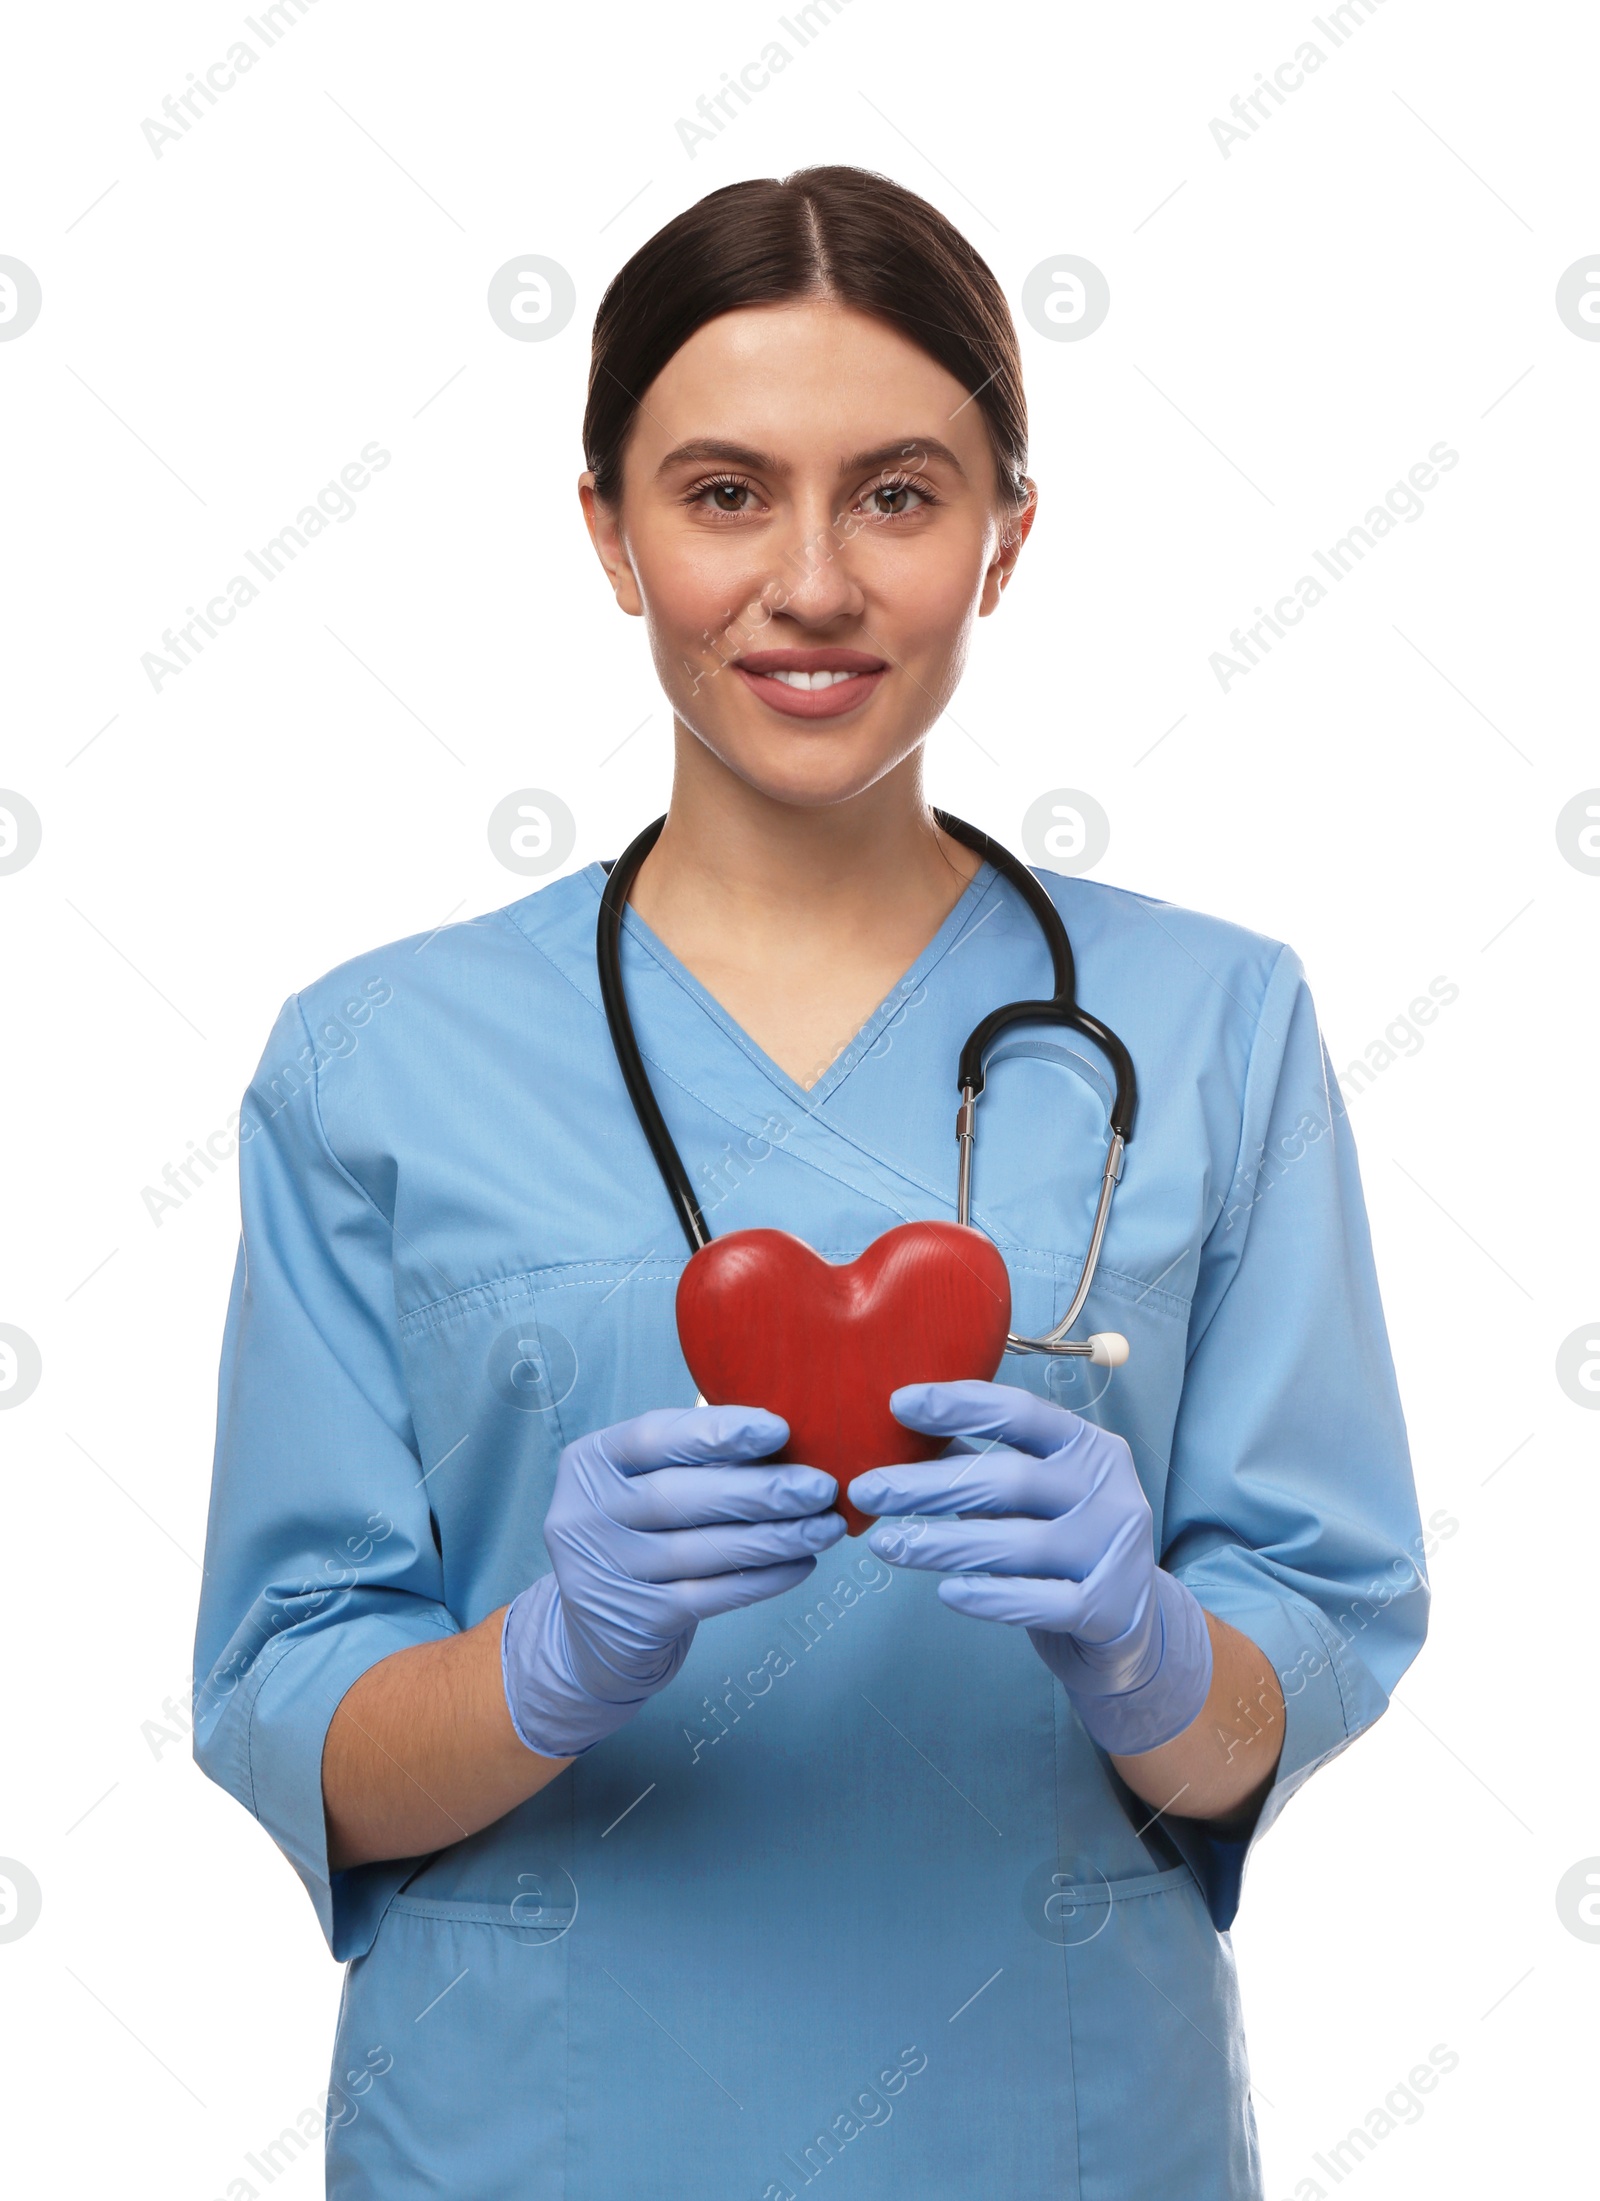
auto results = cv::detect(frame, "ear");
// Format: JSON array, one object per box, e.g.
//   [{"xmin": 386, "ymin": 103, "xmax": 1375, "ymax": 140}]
[
  {"xmin": 978, "ymin": 480, "xmax": 1038, "ymax": 617},
  {"xmin": 578, "ymin": 472, "xmax": 644, "ymax": 617}
]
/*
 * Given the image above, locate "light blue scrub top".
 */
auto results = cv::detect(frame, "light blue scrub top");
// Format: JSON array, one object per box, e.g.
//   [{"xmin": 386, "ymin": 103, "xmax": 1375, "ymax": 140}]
[{"xmin": 193, "ymin": 855, "xmax": 1427, "ymax": 2200}]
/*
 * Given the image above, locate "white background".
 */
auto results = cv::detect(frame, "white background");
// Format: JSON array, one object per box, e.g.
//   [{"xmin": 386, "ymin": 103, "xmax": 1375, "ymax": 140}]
[{"xmin": 2, "ymin": 1, "xmax": 1595, "ymax": 2194}]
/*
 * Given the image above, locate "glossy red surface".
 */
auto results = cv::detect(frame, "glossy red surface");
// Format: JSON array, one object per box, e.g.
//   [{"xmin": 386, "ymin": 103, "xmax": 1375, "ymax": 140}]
[{"xmin": 676, "ymin": 1221, "xmax": 1012, "ymax": 1534}]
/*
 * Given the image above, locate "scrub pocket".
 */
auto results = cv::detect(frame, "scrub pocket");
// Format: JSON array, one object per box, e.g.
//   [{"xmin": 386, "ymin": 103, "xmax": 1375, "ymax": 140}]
[
  {"xmin": 1062, "ymin": 1869, "xmax": 1261, "ymax": 2200},
  {"xmin": 326, "ymin": 1896, "xmax": 572, "ymax": 2201}
]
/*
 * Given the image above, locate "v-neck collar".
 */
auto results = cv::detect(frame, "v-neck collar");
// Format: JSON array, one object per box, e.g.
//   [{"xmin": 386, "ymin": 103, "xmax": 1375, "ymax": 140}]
[{"xmin": 582, "ymin": 855, "xmax": 1003, "ymax": 1112}]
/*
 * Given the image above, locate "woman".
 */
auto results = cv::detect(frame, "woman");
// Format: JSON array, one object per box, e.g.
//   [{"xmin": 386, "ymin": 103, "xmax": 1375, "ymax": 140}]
[{"xmin": 194, "ymin": 166, "xmax": 1427, "ymax": 2199}]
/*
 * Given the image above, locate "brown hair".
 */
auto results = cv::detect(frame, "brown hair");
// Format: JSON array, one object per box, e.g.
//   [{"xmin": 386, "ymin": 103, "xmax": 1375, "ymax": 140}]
[{"xmin": 583, "ymin": 165, "xmax": 1028, "ymax": 510}]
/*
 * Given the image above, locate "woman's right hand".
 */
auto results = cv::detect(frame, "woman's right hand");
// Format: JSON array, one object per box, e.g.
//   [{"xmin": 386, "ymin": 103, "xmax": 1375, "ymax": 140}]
[{"xmin": 501, "ymin": 1405, "xmax": 843, "ymax": 1758}]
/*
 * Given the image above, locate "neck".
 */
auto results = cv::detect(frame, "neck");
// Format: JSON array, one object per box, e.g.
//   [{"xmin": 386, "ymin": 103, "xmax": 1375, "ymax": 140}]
[{"xmin": 627, "ymin": 721, "xmax": 981, "ymax": 957}]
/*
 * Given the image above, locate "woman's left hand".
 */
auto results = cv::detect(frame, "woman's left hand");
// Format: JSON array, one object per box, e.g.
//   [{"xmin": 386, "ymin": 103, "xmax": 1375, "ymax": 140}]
[{"xmin": 848, "ymin": 1379, "xmax": 1214, "ymax": 1757}]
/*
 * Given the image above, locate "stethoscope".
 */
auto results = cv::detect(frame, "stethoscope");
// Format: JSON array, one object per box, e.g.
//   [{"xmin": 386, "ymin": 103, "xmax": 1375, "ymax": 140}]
[{"xmin": 597, "ymin": 809, "xmax": 1138, "ymax": 1369}]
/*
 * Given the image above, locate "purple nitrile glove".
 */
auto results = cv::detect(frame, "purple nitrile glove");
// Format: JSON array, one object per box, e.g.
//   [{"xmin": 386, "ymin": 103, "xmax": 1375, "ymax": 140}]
[
  {"xmin": 849, "ymin": 1380, "xmax": 1213, "ymax": 1757},
  {"xmin": 502, "ymin": 1403, "xmax": 844, "ymax": 1759}
]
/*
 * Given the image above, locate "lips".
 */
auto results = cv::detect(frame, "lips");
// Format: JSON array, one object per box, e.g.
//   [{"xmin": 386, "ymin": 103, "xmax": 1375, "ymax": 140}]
[{"xmin": 733, "ymin": 647, "xmax": 888, "ymax": 722}]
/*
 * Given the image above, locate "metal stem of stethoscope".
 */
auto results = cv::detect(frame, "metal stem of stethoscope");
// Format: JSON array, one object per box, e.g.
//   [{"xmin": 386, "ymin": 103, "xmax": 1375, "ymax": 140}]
[
  {"xmin": 932, "ymin": 810, "xmax": 1135, "ymax": 1365},
  {"xmin": 597, "ymin": 809, "xmax": 1138, "ymax": 1367},
  {"xmin": 956, "ymin": 1099, "xmax": 1126, "ymax": 1359}
]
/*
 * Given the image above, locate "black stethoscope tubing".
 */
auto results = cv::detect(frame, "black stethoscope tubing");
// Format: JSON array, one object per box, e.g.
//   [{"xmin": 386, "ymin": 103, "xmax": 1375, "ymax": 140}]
[{"xmin": 596, "ymin": 810, "xmax": 1137, "ymax": 1266}]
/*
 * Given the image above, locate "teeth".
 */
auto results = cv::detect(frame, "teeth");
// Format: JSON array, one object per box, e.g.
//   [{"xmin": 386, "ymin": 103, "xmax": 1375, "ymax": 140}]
[{"xmin": 766, "ymin": 667, "xmax": 863, "ymax": 690}]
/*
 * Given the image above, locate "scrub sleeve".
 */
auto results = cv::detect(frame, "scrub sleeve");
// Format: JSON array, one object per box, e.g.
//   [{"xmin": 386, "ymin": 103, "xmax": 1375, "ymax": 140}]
[
  {"xmin": 193, "ymin": 992, "xmax": 459, "ymax": 1960},
  {"xmin": 1140, "ymin": 945, "xmax": 1427, "ymax": 1926}
]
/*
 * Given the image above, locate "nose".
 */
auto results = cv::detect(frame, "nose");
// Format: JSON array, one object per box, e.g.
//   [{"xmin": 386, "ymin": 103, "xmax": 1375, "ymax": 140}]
[{"xmin": 762, "ymin": 490, "xmax": 866, "ymax": 629}]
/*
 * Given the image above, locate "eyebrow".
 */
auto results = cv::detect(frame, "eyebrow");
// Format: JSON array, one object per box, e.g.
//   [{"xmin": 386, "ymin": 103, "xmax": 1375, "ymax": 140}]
[{"xmin": 653, "ymin": 436, "xmax": 969, "ymax": 481}]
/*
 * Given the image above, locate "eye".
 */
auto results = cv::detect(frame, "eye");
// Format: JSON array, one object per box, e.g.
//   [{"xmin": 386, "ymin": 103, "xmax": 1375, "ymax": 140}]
[
  {"xmin": 685, "ymin": 473, "xmax": 761, "ymax": 518},
  {"xmin": 860, "ymin": 474, "xmax": 936, "ymax": 519}
]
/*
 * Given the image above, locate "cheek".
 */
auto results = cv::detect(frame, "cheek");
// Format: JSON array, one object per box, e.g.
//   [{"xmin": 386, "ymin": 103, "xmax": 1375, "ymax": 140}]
[
  {"xmin": 861, "ymin": 534, "xmax": 989, "ymax": 657},
  {"xmin": 632, "ymin": 521, "xmax": 759, "ymax": 638}
]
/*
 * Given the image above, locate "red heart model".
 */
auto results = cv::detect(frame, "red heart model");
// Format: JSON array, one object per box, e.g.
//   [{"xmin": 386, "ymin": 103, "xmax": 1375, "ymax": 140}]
[{"xmin": 676, "ymin": 1221, "xmax": 1012, "ymax": 1535}]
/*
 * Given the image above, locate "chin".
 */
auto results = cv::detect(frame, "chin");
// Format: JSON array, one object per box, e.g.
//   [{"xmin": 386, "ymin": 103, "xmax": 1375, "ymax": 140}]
[{"xmin": 699, "ymin": 715, "xmax": 919, "ymax": 805}]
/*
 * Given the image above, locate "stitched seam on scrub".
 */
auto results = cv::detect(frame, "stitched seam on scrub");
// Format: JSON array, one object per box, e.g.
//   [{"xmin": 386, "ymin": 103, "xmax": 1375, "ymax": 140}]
[
  {"xmin": 241, "ymin": 1607, "xmax": 458, "ymax": 1852},
  {"xmin": 621, "ymin": 860, "xmax": 1008, "ymax": 1111},
  {"xmin": 293, "ymin": 992, "xmax": 438, "ymax": 1507},
  {"xmin": 401, "ymin": 1249, "xmax": 1062, "ymax": 1324},
  {"xmin": 617, "ymin": 864, "xmax": 1131, "ymax": 1233},
  {"xmin": 394, "ymin": 1246, "xmax": 1172, "ymax": 1336},
  {"xmin": 1195, "ymin": 941, "xmax": 1293, "ymax": 1276},
  {"xmin": 1050, "ymin": 1669, "xmax": 1083, "ymax": 2201},
  {"xmin": 1179, "ymin": 944, "xmax": 1298, "ymax": 1381},
  {"xmin": 500, "ymin": 907, "xmax": 974, "ymax": 1213},
  {"xmin": 1129, "ymin": 894, "xmax": 1292, "ymax": 1048},
  {"xmin": 505, "ymin": 871, "xmax": 1069, "ymax": 1234},
  {"xmin": 293, "ymin": 991, "xmax": 401, "ymax": 1232},
  {"xmin": 399, "ymin": 1256, "xmax": 686, "ymax": 1332},
  {"xmin": 382, "ymin": 1865, "xmax": 1194, "ymax": 1922},
  {"xmin": 387, "ymin": 1899, "xmax": 578, "ymax": 1923},
  {"xmin": 1302, "ymin": 1596, "xmax": 1356, "ymax": 1739},
  {"xmin": 499, "ymin": 884, "xmax": 1216, "ymax": 1313},
  {"xmin": 396, "ymin": 1252, "xmax": 1181, "ymax": 1335},
  {"xmin": 294, "ymin": 986, "xmax": 459, "ymax": 1362},
  {"xmin": 237, "ymin": 1617, "xmax": 308, "ymax": 1827},
  {"xmin": 416, "ymin": 906, "xmax": 1196, "ymax": 1324}
]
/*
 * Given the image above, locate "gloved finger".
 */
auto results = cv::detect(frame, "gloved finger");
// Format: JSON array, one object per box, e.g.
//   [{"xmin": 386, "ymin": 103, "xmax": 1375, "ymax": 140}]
[
  {"xmin": 594, "ymin": 1405, "xmax": 789, "ymax": 1478},
  {"xmin": 618, "ymin": 1464, "xmax": 838, "ymax": 1531},
  {"xmin": 937, "ymin": 1572, "xmax": 1100, "ymax": 1632},
  {"xmin": 864, "ymin": 1516, "xmax": 1051, "ymax": 1577},
  {"xmin": 670, "ymin": 1557, "xmax": 820, "ymax": 1621},
  {"xmin": 1065, "ymin": 1505, "xmax": 1153, "ymax": 1586},
  {"xmin": 889, "ymin": 1379, "xmax": 1084, "ymax": 1461},
  {"xmin": 891, "ymin": 1493, "xmax": 1149, "ymax": 1584},
  {"xmin": 627, "ymin": 1511, "xmax": 845, "ymax": 1583},
  {"xmin": 849, "ymin": 1450, "xmax": 1070, "ymax": 1521}
]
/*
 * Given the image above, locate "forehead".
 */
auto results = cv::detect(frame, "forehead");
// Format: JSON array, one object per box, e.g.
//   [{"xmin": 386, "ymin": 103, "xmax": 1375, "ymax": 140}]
[{"xmin": 631, "ymin": 300, "xmax": 993, "ymax": 475}]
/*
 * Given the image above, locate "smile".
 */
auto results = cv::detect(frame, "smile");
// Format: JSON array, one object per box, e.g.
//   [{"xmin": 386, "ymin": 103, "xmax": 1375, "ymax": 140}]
[{"xmin": 732, "ymin": 648, "xmax": 888, "ymax": 721}]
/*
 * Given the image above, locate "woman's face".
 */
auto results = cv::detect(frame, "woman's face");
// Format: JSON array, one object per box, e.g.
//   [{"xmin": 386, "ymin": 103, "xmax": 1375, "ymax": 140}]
[{"xmin": 580, "ymin": 300, "xmax": 1034, "ymax": 809}]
